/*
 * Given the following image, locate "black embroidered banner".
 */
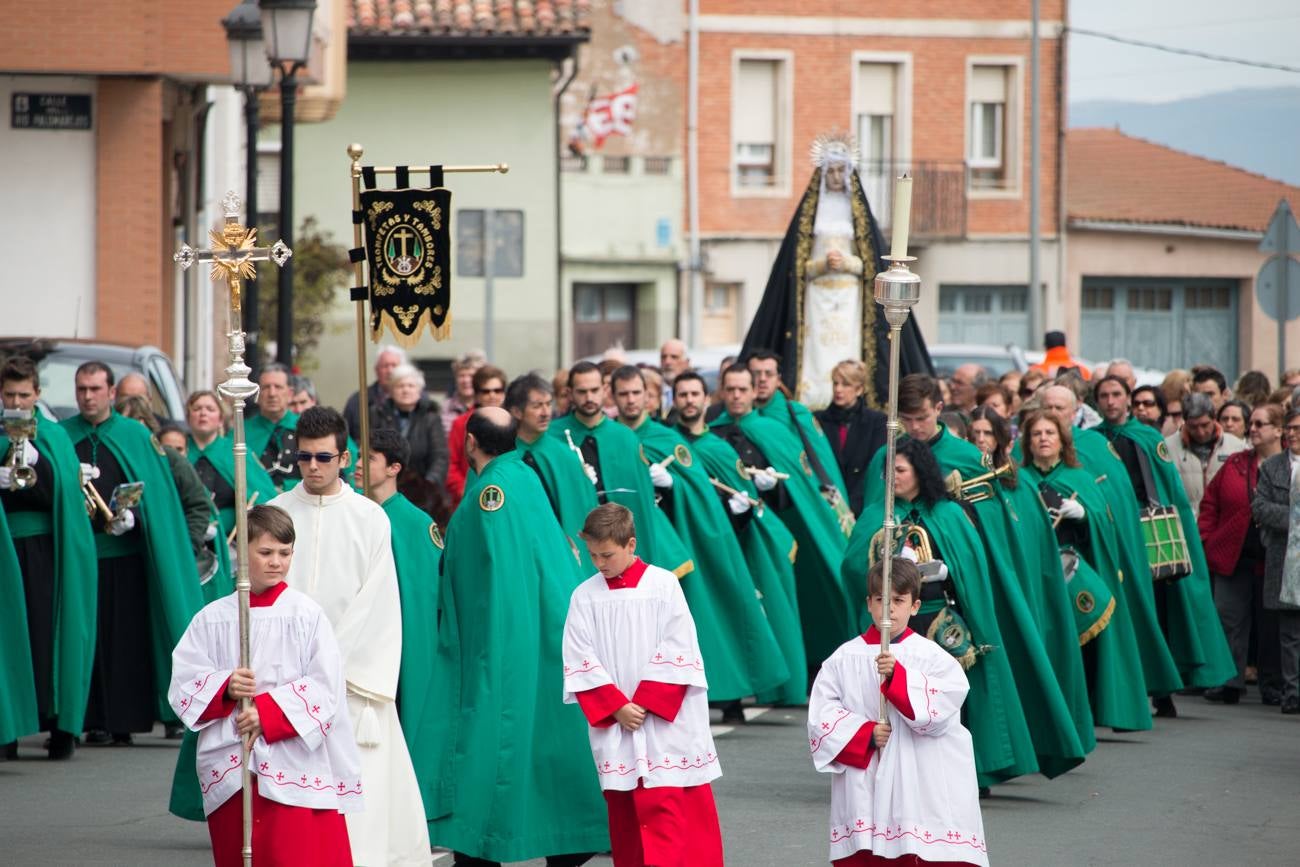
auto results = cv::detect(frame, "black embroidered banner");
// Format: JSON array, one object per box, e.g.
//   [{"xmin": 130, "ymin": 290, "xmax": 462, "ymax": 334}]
[{"xmin": 359, "ymin": 184, "xmax": 452, "ymax": 344}]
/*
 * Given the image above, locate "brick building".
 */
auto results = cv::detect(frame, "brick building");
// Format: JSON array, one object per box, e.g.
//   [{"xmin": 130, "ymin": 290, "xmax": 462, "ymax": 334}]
[
  {"xmin": 557, "ymin": 1, "xmax": 1066, "ymax": 357},
  {"xmin": 0, "ymin": 1, "xmax": 234, "ymax": 356}
]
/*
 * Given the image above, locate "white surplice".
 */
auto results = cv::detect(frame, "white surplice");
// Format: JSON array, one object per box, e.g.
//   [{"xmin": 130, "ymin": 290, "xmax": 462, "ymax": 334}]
[
  {"xmin": 562, "ymin": 564, "xmax": 721, "ymax": 791},
  {"xmin": 168, "ymin": 587, "xmax": 363, "ymax": 816},
  {"xmin": 271, "ymin": 482, "xmax": 431, "ymax": 866},
  {"xmin": 809, "ymin": 630, "xmax": 989, "ymax": 866}
]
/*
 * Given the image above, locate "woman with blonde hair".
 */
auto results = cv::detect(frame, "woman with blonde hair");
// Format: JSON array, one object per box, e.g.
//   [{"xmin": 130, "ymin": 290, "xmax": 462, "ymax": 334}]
[{"xmin": 814, "ymin": 359, "xmax": 886, "ymax": 515}]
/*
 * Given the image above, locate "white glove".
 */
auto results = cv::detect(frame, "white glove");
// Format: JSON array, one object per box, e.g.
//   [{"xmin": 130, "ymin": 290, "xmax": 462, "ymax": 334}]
[
  {"xmin": 1058, "ymin": 498, "xmax": 1086, "ymax": 521},
  {"xmin": 0, "ymin": 467, "xmax": 10, "ymax": 489},
  {"xmin": 899, "ymin": 544, "xmax": 920, "ymax": 563},
  {"xmin": 80, "ymin": 463, "xmax": 100, "ymax": 484},
  {"xmin": 648, "ymin": 462, "xmax": 673, "ymax": 489},
  {"xmin": 918, "ymin": 559, "xmax": 949, "ymax": 583},
  {"xmin": 583, "ymin": 463, "xmax": 599, "ymax": 486},
  {"xmin": 107, "ymin": 509, "xmax": 136, "ymax": 536},
  {"xmin": 751, "ymin": 467, "xmax": 778, "ymax": 492},
  {"xmin": 19, "ymin": 440, "xmax": 39, "ymax": 467},
  {"xmin": 727, "ymin": 491, "xmax": 751, "ymax": 515},
  {"xmin": 203, "ymin": 521, "xmax": 218, "ymax": 542}
]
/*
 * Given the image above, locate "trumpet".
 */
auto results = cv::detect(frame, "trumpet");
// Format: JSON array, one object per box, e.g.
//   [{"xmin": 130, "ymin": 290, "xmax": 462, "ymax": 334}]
[
  {"xmin": 82, "ymin": 476, "xmax": 114, "ymax": 524},
  {"xmin": 2, "ymin": 409, "xmax": 38, "ymax": 491},
  {"xmin": 945, "ymin": 461, "xmax": 1016, "ymax": 504}
]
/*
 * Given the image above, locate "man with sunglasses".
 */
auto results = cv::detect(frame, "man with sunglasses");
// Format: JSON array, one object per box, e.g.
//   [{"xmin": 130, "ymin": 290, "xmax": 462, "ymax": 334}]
[
  {"xmin": 270, "ymin": 405, "xmax": 432, "ymax": 866},
  {"xmin": 445, "ymin": 364, "xmax": 507, "ymax": 510}
]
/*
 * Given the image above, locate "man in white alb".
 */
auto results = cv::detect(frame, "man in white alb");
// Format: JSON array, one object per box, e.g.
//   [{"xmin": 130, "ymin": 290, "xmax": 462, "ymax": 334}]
[{"xmin": 271, "ymin": 405, "xmax": 431, "ymax": 865}]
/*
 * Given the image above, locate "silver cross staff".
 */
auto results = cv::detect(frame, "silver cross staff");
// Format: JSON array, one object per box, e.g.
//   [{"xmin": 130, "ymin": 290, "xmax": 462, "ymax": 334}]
[{"xmin": 174, "ymin": 190, "xmax": 291, "ymax": 867}]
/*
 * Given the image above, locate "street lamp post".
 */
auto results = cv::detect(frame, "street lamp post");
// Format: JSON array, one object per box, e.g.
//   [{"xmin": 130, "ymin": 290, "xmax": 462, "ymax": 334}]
[
  {"xmin": 223, "ymin": 0, "xmax": 273, "ymax": 377},
  {"xmin": 261, "ymin": 0, "xmax": 317, "ymax": 367}
]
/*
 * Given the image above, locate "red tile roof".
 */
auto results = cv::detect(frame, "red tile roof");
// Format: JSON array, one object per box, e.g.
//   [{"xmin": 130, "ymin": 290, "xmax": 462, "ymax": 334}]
[
  {"xmin": 1066, "ymin": 127, "xmax": 1300, "ymax": 234},
  {"xmin": 349, "ymin": 0, "xmax": 590, "ymax": 38}
]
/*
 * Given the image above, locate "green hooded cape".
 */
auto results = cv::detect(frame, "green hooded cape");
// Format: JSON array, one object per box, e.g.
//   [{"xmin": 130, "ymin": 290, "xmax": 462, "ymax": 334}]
[
  {"xmin": 1021, "ymin": 460, "xmax": 1154, "ymax": 731},
  {"xmin": 865, "ymin": 428, "xmax": 1094, "ymax": 770},
  {"xmin": 1099, "ymin": 417, "xmax": 1236, "ymax": 687},
  {"xmin": 628, "ymin": 416, "xmax": 789, "ymax": 700},
  {"xmin": 549, "ymin": 413, "xmax": 693, "ymax": 578},
  {"xmin": 711, "ymin": 408, "xmax": 854, "ymax": 664},
  {"xmin": 61, "ymin": 412, "xmax": 202, "ymax": 719},
  {"xmin": 381, "ymin": 491, "xmax": 448, "ymax": 821},
  {"xmin": 0, "ymin": 494, "xmax": 37, "ymax": 744},
  {"xmin": 1020, "ymin": 428, "xmax": 1183, "ymax": 695},
  {"xmin": 686, "ymin": 426, "xmax": 808, "ymax": 704},
  {"xmin": 516, "ymin": 431, "xmax": 600, "ymax": 574},
  {"xmin": 427, "ymin": 454, "xmax": 608, "ymax": 861},
  {"xmin": 755, "ymin": 390, "xmax": 848, "ymax": 500},
  {"xmin": 847, "ymin": 496, "xmax": 1040, "ymax": 786},
  {"xmin": 1, "ymin": 417, "xmax": 98, "ymax": 738}
]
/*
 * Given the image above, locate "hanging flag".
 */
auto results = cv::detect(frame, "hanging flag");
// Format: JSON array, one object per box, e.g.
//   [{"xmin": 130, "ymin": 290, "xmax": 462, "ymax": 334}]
[
  {"xmin": 359, "ymin": 183, "xmax": 453, "ymax": 344},
  {"xmin": 583, "ymin": 83, "xmax": 638, "ymax": 148}
]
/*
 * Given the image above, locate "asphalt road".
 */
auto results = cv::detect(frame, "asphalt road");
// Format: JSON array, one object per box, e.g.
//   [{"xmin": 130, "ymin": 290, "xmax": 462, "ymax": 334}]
[{"xmin": 2, "ymin": 693, "xmax": 1295, "ymax": 865}]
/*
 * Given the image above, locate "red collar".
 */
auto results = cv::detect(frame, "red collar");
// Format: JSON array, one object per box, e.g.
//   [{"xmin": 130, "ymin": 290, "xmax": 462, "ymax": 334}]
[
  {"xmin": 862, "ymin": 625, "xmax": 914, "ymax": 645},
  {"xmin": 605, "ymin": 558, "xmax": 648, "ymax": 590},
  {"xmin": 250, "ymin": 582, "xmax": 290, "ymax": 608}
]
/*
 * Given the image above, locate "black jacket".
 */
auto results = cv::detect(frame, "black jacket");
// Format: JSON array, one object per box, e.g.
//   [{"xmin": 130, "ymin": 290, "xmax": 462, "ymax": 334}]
[
  {"xmin": 373, "ymin": 395, "xmax": 448, "ymax": 483},
  {"xmin": 815, "ymin": 398, "xmax": 887, "ymax": 516}
]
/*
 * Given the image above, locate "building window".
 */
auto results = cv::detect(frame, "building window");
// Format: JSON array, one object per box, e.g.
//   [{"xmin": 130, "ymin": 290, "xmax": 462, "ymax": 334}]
[
  {"xmin": 603, "ymin": 155, "xmax": 630, "ymax": 174},
  {"xmin": 733, "ymin": 57, "xmax": 786, "ymax": 189},
  {"xmin": 968, "ymin": 64, "xmax": 1012, "ymax": 190},
  {"xmin": 644, "ymin": 156, "xmax": 672, "ymax": 175},
  {"xmin": 560, "ymin": 154, "xmax": 588, "ymax": 172},
  {"xmin": 456, "ymin": 209, "xmax": 525, "ymax": 278},
  {"xmin": 1082, "ymin": 285, "xmax": 1114, "ymax": 309},
  {"xmin": 855, "ymin": 62, "xmax": 897, "ymax": 175}
]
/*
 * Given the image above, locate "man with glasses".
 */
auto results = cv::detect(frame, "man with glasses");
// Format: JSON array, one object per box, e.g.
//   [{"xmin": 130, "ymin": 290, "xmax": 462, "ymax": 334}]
[
  {"xmin": 445, "ymin": 364, "xmax": 507, "ymax": 510},
  {"xmin": 270, "ymin": 406, "xmax": 432, "ymax": 865},
  {"xmin": 1096, "ymin": 375, "xmax": 1236, "ymax": 716},
  {"xmin": 947, "ymin": 363, "xmax": 988, "ymax": 415}
]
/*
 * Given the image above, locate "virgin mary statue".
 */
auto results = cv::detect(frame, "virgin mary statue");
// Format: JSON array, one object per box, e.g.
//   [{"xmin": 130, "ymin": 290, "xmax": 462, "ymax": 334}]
[{"xmin": 741, "ymin": 133, "xmax": 933, "ymax": 410}]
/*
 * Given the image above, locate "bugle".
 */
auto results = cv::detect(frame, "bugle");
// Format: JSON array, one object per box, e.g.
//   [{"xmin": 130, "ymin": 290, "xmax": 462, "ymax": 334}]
[
  {"xmin": 945, "ymin": 462, "xmax": 1015, "ymax": 504},
  {"xmin": 2, "ymin": 409, "xmax": 38, "ymax": 491}
]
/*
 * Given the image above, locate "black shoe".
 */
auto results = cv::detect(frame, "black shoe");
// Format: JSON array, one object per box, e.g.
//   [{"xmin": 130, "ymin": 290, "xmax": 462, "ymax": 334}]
[
  {"xmin": 164, "ymin": 723, "xmax": 184, "ymax": 740},
  {"xmin": 1204, "ymin": 687, "xmax": 1241, "ymax": 705},
  {"xmin": 720, "ymin": 702, "xmax": 746, "ymax": 725},
  {"xmin": 48, "ymin": 731, "xmax": 76, "ymax": 760},
  {"xmin": 978, "ymin": 786, "xmax": 991, "ymax": 799},
  {"xmin": 1282, "ymin": 699, "xmax": 1300, "ymax": 715},
  {"xmin": 110, "ymin": 733, "xmax": 133, "ymax": 746},
  {"xmin": 2, "ymin": 741, "xmax": 16, "ymax": 760},
  {"xmin": 1262, "ymin": 692, "xmax": 1283, "ymax": 707},
  {"xmin": 83, "ymin": 729, "xmax": 112, "ymax": 746},
  {"xmin": 1153, "ymin": 696, "xmax": 1178, "ymax": 718}
]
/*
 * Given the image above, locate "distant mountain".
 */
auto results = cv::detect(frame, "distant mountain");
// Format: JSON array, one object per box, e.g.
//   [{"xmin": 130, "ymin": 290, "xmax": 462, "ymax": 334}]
[{"xmin": 1070, "ymin": 87, "xmax": 1300, "ymax": 186}]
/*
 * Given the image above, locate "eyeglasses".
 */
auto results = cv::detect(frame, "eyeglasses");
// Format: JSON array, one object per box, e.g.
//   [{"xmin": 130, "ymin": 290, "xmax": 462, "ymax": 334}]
[
  {"xmin": 1168, "ymin": 411, "xmax": 1183, "ymax": 420},
  {"xmin": 1249, "ymin": 420, "xmax": 1275, "ymax": 429},
  {"xmin": 296, "ymin": 451, "xmax": 340, "ymax": 464},
  {"xmin": 1133, "ymin": 399, "xmax": 1157, "ymax": 408},
  {"xmin": 1285, "ymin": 425, "xmax": 1300, "ymax": 434},
  {"xmin": 476, "ymin": 387, "xmax": 505, "ymax": 395}
]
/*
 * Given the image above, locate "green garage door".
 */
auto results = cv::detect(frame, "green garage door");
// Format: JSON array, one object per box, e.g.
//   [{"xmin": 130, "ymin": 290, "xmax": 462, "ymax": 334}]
[{"xmin": 1079, "ymin": 278, "xmax": 1238, "ymax": 378}]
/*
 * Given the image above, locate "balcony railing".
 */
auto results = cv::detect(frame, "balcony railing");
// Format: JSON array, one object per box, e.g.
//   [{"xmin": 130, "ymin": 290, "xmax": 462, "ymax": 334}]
[{"xmin": 859, "ymin": 160, "xmax": 968, "ymax": 241}]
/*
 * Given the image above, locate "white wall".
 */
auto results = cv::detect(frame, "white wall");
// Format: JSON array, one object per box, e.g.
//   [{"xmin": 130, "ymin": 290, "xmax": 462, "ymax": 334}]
[{"xmin": 1, "ymin": 75, "xmax": 96, "ymax": 338}]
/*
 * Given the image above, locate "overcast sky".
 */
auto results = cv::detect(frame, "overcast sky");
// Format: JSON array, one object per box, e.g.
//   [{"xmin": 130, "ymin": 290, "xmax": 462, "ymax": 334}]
[{"xmin": 1068, "ymin": 0, "xmax": 1300, "ymax": 103}]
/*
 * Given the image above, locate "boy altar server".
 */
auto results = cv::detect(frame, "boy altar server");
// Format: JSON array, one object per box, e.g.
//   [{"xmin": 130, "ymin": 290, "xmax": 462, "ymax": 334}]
[
  {"xmin": 169, "ymin": 505, "xmax": 360, "ymax": 866},
  {"xmin": 562, "ymin": 503, "xmax": 724, "ymax": 867},
  {"xmin": 809, "ymin": 557, "xmax": 988, "ymax": 867}
]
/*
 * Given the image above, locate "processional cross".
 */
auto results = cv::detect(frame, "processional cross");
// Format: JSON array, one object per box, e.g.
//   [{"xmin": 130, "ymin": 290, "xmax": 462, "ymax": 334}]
[{"xmin": 174, "ymin": 190, "xmax": 291, "ymax": 867}]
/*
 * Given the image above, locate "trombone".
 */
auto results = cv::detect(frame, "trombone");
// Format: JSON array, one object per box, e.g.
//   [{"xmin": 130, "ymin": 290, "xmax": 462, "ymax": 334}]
[
  {"xmin": 2, "ymin": 410, "xmax": 38, "ymax": 491},
  {"xmin": 945, "ymin": 461, "xmax": 1016, "ymax": 504}
]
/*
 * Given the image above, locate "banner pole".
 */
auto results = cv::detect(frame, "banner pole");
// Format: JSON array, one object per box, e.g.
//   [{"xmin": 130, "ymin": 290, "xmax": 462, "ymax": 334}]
[{"xmin": 348, "ymin": 143, "xmax": 373, "ymax": 498}]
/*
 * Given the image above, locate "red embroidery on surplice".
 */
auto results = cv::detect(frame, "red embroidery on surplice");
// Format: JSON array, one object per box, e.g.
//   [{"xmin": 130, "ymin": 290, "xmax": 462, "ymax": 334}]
[
  {"xmin": 595, "ymin": 751, "xmax": 719, "ymax": 776},
  {"xmin": 809, "ymin": 707, "xmax": 852, "ymax": 752},
  {"xmin": 831, "ymin": 820, "xmax": 987, "ymax": 854},
  {"xmin": 564, "ymin": 659, "xmax": 603, "ymax": 675}
]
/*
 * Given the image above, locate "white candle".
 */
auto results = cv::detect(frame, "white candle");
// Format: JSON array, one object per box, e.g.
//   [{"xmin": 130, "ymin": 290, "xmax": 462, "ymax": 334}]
[{"xmin": 890, "ymin": 175, "xmax": 913, "ymax": 260}]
